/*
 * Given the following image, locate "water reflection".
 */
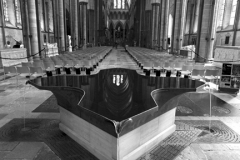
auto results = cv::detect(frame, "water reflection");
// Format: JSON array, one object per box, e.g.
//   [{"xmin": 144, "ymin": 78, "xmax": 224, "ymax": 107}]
[{"xmin": 29, "ymin": 69, "xmax": 204, "ymax": 121}]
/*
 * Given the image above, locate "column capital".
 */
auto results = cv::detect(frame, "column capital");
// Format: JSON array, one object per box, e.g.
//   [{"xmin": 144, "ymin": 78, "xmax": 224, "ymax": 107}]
[{"xmin": 151, "ymin": 0, "xmax": 161, "ymax": 4}]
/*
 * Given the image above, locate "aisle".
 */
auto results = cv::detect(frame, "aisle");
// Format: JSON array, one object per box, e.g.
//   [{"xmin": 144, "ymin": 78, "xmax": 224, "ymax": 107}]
[{"xmin": 98, "ymin": 49, "xmax": 139, "ymax": 70}]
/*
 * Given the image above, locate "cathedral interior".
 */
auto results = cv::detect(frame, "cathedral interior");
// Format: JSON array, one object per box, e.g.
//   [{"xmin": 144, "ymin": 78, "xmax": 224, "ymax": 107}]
[{"xmin": 0, "ymin": 0, "xmax": 240, "ymax": 160}]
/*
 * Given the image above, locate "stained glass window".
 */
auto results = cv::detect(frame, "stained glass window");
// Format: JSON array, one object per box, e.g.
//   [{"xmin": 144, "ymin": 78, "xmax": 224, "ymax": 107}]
[
  {"xmin": 217, "ymin": 0, "xmax": 225, "ymax": 27},
  {"xmin": 14, "ymin": 0, "xmax": 21, "ymax": 24},
  {"xmin": 114, "ymin": 0, "xmax": 126, "ymax": 9},
  {"xmin": 229, "ymin": 0, "xmax": 237, "ymax": 25},
  {"xmin": 114, "ymin": 0, "xmax": 117, "ymax": 9},
  {"xmin": 3, "ymin": 0, "xmax": 9, "ymax": 21},
  {"xmin": 117, "ymin": 0, "xmax": 121, "ymax": 9},
  {"xmin": 122, "ymin": 0, "xmax": 125, "ymax": 9}
]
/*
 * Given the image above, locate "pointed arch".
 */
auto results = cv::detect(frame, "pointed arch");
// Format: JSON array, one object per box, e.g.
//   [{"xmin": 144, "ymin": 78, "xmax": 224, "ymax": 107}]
[{"xmin": 115, "ymin": 21, "xmax": 124, "ymax": 30}]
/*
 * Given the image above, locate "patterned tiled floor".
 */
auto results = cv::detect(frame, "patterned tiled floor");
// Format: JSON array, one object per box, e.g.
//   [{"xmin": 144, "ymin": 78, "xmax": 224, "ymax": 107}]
[{"xmin": 0, "ymin": 49, "xmax": 240, "ymax": 160}]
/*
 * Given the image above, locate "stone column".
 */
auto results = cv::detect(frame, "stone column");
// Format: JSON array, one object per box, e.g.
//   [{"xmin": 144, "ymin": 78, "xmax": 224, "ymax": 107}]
[
  {"xmin": 80, "ymin": 1, "xmax": 87, "ymax": 49},
  {"xmin": 139, "ymin": 0, "xmax": 143, "ymax": 47},
  {"xmin": 71, "ymin": 0, "xmax": 78, "ymax": 50},
  {"xmin": 163, "ymin": 0, "xmax": 169, "ymax": 50},
  {"xmin": 59, "ymin": 0, "xmax": 65, "ymax": 52},
  {"xmin": 178, "ymin": 0, "xmax": 187, "ymax": 52},
  {"xmin": 159, "ymin": 0, "xmax": 164, "ymax": 50},
  {"xmin": 20, "ymin": 0, "xmax": 31, "ymax": 61},
  {"xmin": 172, "ymin": 0, "xmax": 187, "ymax": 54},
  {"xmin": 94, "ymin": 0, "xmax": 99, "ymax": 46},
  {"xmin": 196, "ymin": 0, "xmax": 219, "ymax": 62},
  {"xmin": 208, "ymin": 0, "xmax": 219, "ymax": 59},
  {"xmin": 27, "ymin": 0, "xmax": 39, "ymax": 60},
  {"xmin": 0, "ymin": 0, "xmax": 6, "ymax": 47},
  {"xmin": 151, "ymin": 1, "xmax": 160, "ymax": 49},
  {"xmin": 155, "ymin": 3, "xmax": 160, "ymax": 48}
]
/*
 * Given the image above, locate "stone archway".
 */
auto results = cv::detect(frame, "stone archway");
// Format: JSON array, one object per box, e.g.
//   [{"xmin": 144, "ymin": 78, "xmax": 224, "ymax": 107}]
[{"xmin": 115, "ymin": 22, "xmax": 124, "ymax": 46}]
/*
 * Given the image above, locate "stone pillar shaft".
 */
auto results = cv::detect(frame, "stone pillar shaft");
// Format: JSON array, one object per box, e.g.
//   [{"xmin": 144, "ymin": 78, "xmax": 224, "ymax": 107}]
[
  {"xmin": 59, "ymin": 0, "xmax": 65, "ymax": 51},
  {"xmin": 71, "ymin": 0, "xmax": 78, "ymax": 50},
  {"xmin": 151, "ymin": 3, "xmax": 160, "ymax": 48},
  {"xmin": 151, "ymin": 5, "xmax": 155, "ymax": 48},
  {"xmin": 172, "ymin": 0, "xmax": 186, "ymax": 54},
  {"xmin": 163, "ymin": 0, "xmax": 169, "ymax": 50},
  {"xmin": 159, "ymin": 0, "xmax": 164, "ymax": 50},
  {"xmin": 155, "ymin": 4, "xmax": 160, "ymax": 44},
  {"xmin": 179, "ymin": 0, "xmax": 187, "ymax": 52},
  {"xmin": 20, "ymin": 0, "xmax": 31, "ymax": 61},
  {"xmin": 27, "ymin": 0, "xmax": 39, "ymax": 60},
  {"xmin": 172, "ymin": 0, "xmax": 181, "ymax": 53},
  {"xmin": 196, "ymin": 0, "xmax": 219, "ymax": 62},
  {"xmin": 82, "ymin": 2, "xmax": 87, "ymax": 48}
]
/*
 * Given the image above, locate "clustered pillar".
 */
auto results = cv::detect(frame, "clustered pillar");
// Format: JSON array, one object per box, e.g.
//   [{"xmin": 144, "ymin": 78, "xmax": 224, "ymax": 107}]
[
  {"xmin": 59, "ymin": 0, "xmax": 65, "ymax": 52},
  {"xmin": 80, "ymin": 2, "xmax": 87, "ymax": 49},
  {"xmin": 27, "ymin": 0, "xmax": 39, "ymax": 60},
  {"xmin": 172, "ymin": 0, "xmax": 187, "ymax": 54},
  {"xmin": 151, "ymin": 2, "xmax": 160, "ymax": 49},
  {"xmin": 162, "ymin": 0, "xmax": 169, "ymax": 50},
  {"xmin": 71, "ymin": 0, "xmax": 79, "ymax": 51},
  {"xmin": 196, "ymin": 0, "xmax": 219, "ymax": 62}
]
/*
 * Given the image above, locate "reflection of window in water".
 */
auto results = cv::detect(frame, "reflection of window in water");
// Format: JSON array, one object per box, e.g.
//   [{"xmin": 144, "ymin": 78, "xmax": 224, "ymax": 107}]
[{"xmin": 113, "ymin": 75, "xmax": 123, "ymax": 86}]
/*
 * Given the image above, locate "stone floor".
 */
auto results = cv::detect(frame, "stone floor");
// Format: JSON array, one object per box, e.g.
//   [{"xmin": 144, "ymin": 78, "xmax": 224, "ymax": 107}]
[{"xmin": 0, "ymin": 48, "xmax": 240, "ymax": 160}]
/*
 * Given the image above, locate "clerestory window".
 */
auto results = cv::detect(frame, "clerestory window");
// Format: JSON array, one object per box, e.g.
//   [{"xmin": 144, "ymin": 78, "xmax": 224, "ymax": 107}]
[
  {"xmin": 114, "ymin": 0, "xmax": 126, "ymax": 9},
  {"xmin": 217, "ymin": 0, "xmax": 225, "ymax": 27},
  {"xmin": 229, "ymin": 0, "xmax": 237, "ymax": 25},
  {"xmin": 3, "ymin": 0, "xmax": 9, "ymax": 21},
  {"xmin": 14, "ymin": 0, "xmax": 21, "ymax": 24}
]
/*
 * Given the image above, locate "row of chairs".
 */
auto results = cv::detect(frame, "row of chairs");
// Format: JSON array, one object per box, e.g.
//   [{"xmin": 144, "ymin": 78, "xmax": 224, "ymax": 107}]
[
  {"xmin": 127, "ymin": 47, "xmax": 191, "ymax": 70},
  {"xmin": 127, "ymin": 47, "xmax": 220, "ymax": 82},
  {"xmin": 21, "ymin": 59, "xmax": 94, "ymax": 72},
  {"xmin": 46, "ymin": 46, "xmax": 111, "ymax": 62},
  {"xmin": 17, "ymin": 47, "xmax": 112, "ymax": 75},
  {"xmin": 127, "ymin": 47, "xmax": 187, "ymax": 62}
]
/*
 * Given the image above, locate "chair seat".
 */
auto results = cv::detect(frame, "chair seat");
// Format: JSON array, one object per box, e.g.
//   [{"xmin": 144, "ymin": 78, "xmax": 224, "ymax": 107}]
[
  {"xmin": 31, "ymin": 73, "xmax": 45, "ymax": 78},
  {"xmin": 164, "ymin": 67, "xmax": 172, "ymax": 71},
  {"xmin": 55, "ymin": 65, "xmax": 63, "ymax": 68},
  {"xmin": 19, "ymin": 73, "xmax": 31, "ymax": 77},
  {"xmin": 205, "ymin": 75, "xmax": 217, "ymax": 80},
  {"xmin": 6, "ymin": 73, "xmax": 19, "ymax": 77},
  {"xmin": 153, "ymin": 66, "xmax": 162, "ymax": 70},
  {"xmin": 45, "ymin": 67, "xmax": 55, "ymax": 71},
  {"xmin": 64, "ymin": 65, "xmax": 74, "ymax": 68},
  {"xmin": 191, "ymin": 75, "xmax": 203, "ymax": 80},
  {"xmin": 83, "ymin": 66, "xmax": 91, "ymax": 69},
  {"xmin": 181, "ymin": 70, "xmax": 191, "ymax": 75},
  {"xmin": 174, "ymin": 67, "xmax": 182, "ymax": 71},
  {"xmin": 143, "ymin": 66, "xmax": 152, "ymax": 70},
  {"xmin": 74, "ymin": 65, "xmax": 82, "ymax": 69}
]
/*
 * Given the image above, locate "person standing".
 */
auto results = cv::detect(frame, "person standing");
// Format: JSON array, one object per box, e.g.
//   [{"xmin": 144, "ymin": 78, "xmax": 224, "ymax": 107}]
[{"xmin": 5, "ymin": 41, "xmax": 11, "ymax": 48}]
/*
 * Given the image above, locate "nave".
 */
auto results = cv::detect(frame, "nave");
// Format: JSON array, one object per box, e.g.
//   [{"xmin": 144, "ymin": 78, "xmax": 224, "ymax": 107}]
[{"xmin": 0, "ymin": 48, "xmax": 240, "ymax": 160}]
